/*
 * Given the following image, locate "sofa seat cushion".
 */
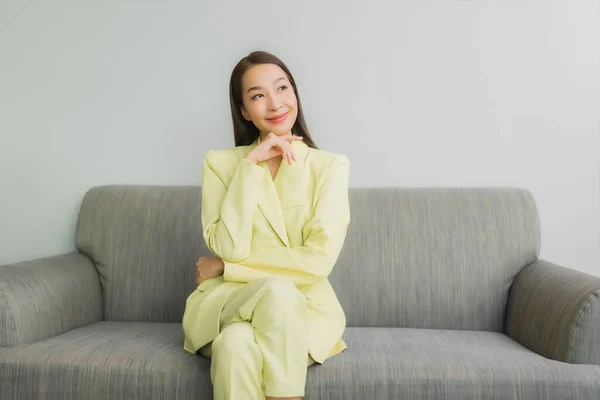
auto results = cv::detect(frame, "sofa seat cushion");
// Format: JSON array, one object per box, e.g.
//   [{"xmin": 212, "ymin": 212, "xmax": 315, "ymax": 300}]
[
  {"xmin": 0, "ymin": 322, "xmax": 211, "ymax": 400},
  {"xmin": 306, "ymin": 327, "xmax": 600, "ymax": 399},
  {"xmin": 2, "ymin": 323, "xmax": 600, "ymax": 400}
]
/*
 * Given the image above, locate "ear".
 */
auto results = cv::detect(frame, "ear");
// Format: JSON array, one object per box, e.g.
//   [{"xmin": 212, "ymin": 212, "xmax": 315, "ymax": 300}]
[{"xmin": 240, "ymin": 105, "xmax": 250, "ymax": 121}]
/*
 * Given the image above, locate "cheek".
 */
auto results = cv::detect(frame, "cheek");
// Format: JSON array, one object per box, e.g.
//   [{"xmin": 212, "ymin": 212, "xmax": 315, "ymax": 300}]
[
  {"xmin": 287, "ymin": 92, "xmax": 298, "ymax": 109},
  {"xmin": 289, "ymin": 102, "xmax": 299, "ymax": 122},
  {"xmin": 286, "ymin": 94, "xmax": 298, "ymax": 118},
  {"xmin": 245, "ymin": 103, "xmax": 263, "ymax": 121}
]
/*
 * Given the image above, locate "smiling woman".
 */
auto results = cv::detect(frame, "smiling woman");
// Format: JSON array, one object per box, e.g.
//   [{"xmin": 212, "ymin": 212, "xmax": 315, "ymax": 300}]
[
  {"xmin": 182, "ymin": 50, "xmax": 351, "ymax": 400},
  {"xmin": 228, "ymin": 51, "xmax": 318, "ymax": 149}
]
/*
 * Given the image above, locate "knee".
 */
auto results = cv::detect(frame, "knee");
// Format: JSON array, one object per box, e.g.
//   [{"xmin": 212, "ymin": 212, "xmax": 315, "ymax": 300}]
[
  {"xmin": 260, "ymin": 276, "xmax": 304, "ymax": 307},
  {"xmin": 212, "ymin": 322, "xmax": 256, "ymax": 359}
]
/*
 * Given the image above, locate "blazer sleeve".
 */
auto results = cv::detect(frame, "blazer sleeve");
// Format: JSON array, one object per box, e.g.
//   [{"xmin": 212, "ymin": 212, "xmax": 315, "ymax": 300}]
[
  {"xmin": 201, "ymin": 151, "xmax": 266, "ymax": 262},
  {"xmin": 223, "ymin": 155, "xmax": 351, "ymax": 286}
]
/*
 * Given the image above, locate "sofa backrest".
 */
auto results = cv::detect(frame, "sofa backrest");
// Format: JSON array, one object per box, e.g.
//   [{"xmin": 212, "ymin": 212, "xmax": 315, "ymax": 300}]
[
  {"xmin": 76, "ymin": 186, "xmax": 205, "ymax": 323},
  {"xmin": 76, "ymin": 186, "xmax": 539, "ymax": 331},
  {"xmin": 330, "ymin": 188, "xmax": 540, "ymax": 332}
]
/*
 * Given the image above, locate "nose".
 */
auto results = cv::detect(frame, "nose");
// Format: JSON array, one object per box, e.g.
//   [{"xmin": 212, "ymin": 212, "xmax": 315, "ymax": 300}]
[{"xmin": 268, "ymin": 94, "xmax": 282, "ymax": 111}]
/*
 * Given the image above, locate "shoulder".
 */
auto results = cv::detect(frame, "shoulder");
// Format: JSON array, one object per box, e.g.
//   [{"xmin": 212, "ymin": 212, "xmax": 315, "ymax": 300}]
[
  {"xmin": 204, "ymin": 146, "xmax": 248, "ymax": 165},
  {"xmin": 306, "ymin": 147, "xmax": 350, "ymax": 175},
  {"xmin": 203, "ymin": 146, "xmax": 249, "ymax": 174},
  {"xmin": 202, "ymin": 146, "xmax": 250, "ymax": 182}
]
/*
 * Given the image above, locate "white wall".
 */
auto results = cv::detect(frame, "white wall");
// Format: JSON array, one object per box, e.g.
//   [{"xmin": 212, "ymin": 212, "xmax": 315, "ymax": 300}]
[{"xmin": 1, "ymin": 0, "xmax": 599, "ymax": 276}]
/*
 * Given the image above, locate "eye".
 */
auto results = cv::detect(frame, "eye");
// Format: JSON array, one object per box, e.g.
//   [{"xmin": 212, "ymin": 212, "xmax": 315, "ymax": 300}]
[
  {"xmin": 251, "ymin": 93, "xmax": 263, "ymax": 100},
  {"xmin": 278, "ymin": 85, "xmax": 288, "ymax": 91}
]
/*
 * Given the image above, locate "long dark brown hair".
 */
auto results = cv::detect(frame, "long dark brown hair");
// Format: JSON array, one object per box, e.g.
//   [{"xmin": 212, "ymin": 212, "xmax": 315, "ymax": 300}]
[{"xmin": 229, "ymin": 51, "xmax": 318, "ymax": 149}]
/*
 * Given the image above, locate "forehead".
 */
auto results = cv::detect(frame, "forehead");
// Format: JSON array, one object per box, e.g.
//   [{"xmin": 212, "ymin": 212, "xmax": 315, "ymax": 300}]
[{"xmin": 242, "ymin": 63, "xmax": 288, "ymax": 89}]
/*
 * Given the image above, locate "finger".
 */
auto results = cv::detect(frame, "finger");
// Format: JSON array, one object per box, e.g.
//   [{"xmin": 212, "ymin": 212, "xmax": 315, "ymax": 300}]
[
  {"xmin": 285, "ymin": 142, "xmax": 296, "ymax": 158},
  {"xmin": 279, "ymin": 143, "xmax": 289, "ymax": 159},
  {"xmin": 283, "ymin": 143, "xmax": 295, "ymax": 162},
  {"xmin": 279, "ymin": 147, "xmax": 289, "ymax": 164},
  {"xmin": 287, "ymin": 150, "xmax": 296, "ymax": 163},
  {"xmin": 277, "ymin": 142, "xmax": 289, "ymax": 155},
  {"xmin": 274, "ymin": 133, "xmax": 298, "ymax": 144},
  {"xmin": 282, "ymin": 134, "xmax": 303, "ymax": 141},
  {"xmin": 286, "ymin": 148, "xmax": 294, "ymax": 165},
  {"xmin": 264, "ymin": 145, "xmax": 281, "ymax": 158}
]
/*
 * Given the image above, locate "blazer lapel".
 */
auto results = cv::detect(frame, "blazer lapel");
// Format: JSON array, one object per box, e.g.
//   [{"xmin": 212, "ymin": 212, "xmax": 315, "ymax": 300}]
[
  {"xmin": 258, "ymin": 185, "xmax": 289, "ymax": 247},
  {"xmin": 244, "ymin": 138, "xmax": 290, "ymax": 247},
  {"xmin": 273, "ymin": 139, "xmax": 308, "ymax": 209}
]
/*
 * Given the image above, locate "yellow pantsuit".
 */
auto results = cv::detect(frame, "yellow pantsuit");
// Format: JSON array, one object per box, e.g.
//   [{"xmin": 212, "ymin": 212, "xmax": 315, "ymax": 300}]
[
  {"xmin": 182, "ymin": 138, "xmax": 350, "ymax": 399},
  {"xmin": 199, "ymin": 277, "xmax": 315, "ymax": 399}
]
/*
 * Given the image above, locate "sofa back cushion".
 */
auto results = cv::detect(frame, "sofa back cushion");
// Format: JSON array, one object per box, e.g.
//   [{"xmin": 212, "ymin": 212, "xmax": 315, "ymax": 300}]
[
  {"xmin": 76, "ymin": 186, "xmax": 539, "ymax": 330},
  {"xmin": 76, "ymin": 186, "xmax": 204, "ymax": 322},
  {"xmin": 331, "ymin": 188, "xmax": 540, "ymax": 331}
]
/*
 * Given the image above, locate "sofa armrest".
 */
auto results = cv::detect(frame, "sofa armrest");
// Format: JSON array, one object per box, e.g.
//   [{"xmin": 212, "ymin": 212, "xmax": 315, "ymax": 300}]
[
  {"xmin": 505, "ymin": 259, "xmax": 600, "ymax": 365},
  {"xmin": 0, "ymin": 252, "xmax": 102, "ymax": 347}
]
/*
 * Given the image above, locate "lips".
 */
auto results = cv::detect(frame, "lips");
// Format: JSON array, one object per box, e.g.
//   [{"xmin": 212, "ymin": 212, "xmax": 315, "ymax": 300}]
[{"xmin": 267, "ymin": 112, "xmax": 289, "ymax": 123}]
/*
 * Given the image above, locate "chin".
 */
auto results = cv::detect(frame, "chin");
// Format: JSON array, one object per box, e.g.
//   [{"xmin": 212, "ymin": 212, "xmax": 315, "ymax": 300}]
[{"xmin": 268, "ymin": 122, "xmax": 295, "ymax": 136}]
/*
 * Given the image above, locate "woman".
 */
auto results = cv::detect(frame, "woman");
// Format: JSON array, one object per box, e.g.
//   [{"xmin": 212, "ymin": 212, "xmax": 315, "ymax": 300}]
[{"xmin": 182, "ymin": 50, "xmax": 350, "ymax": 400}]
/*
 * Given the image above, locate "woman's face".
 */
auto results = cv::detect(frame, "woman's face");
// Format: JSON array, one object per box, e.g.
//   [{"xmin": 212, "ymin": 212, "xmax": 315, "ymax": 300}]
[{"xmin": 240, "ymin": 63, "xmax": 298, "ymax": 138}]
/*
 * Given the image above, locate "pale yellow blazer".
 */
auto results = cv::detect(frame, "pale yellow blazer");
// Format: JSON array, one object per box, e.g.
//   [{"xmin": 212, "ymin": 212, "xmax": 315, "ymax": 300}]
[{"xmin": 182, "ymin": 138, "xmax": 350, "ymax": 364}]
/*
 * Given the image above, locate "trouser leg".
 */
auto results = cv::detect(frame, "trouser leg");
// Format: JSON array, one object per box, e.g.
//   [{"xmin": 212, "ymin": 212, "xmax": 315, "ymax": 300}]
[
  {"xmin": 211, "ymin": 276, "xmax": 309, "ymax": 398},
  {"xmin": 209, "ymin": 322, "xmax": 264, "ymax": 400}
]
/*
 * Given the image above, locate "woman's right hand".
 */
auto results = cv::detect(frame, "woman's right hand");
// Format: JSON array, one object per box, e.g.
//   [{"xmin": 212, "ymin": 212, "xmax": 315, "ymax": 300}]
[
  {"xmin": 245, "ymin": 132, "xmax": 303, "ymax": 165},
  {"xmin": 195, "ymin": 256, "xmax": 224, "ymax": 285}
]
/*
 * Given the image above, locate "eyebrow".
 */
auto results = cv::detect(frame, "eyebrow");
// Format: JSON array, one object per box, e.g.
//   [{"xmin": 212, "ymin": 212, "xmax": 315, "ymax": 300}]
[{"xmin": 247, "ymin": 77, "xmax": 287, "ymax": 93}]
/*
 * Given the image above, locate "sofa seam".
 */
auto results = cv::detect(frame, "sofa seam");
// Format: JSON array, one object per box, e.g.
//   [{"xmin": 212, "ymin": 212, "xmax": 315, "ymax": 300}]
[
  {"xmin": 0, "ymin": 270, "xmax": 18, "ymax": 347},
  {"xmin": 504, "ymin": 259, "xmax": 537, "ymax": 336},
  {"xmin": 519, "ymin": 188, "xmax": 540, "ymax": 260},
  {"xmin": 566, "ymin": 288, "xmax": 600, "ymax": 362}
]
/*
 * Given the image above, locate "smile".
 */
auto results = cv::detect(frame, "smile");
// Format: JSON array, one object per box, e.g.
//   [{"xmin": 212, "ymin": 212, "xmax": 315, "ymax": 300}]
[{"xmin": 267, "ymin": 112, "xmax": 289, "ymax": 124}]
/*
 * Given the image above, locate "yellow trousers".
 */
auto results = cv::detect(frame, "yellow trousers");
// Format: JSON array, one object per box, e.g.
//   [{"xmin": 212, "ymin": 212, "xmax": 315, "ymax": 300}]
[{"xmin": 198, "ymin": 277, "xmax": 316, "ymax": 399}]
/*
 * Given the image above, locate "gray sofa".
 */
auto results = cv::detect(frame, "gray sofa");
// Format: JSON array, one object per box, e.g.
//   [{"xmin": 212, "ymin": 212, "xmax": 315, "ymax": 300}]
[{"xmin": 1, "ymin": 185, "xmax": 599, "ymax": 399}]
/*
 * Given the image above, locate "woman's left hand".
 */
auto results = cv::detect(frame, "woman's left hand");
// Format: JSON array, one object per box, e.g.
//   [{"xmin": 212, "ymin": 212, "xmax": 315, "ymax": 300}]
[{"xmin": 195, "ymin": 256, "xmax": 225, "ymax": 285}]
